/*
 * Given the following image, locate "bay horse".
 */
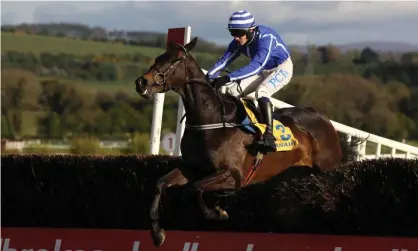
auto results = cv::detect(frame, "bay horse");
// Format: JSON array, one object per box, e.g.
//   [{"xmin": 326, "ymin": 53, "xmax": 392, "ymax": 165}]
[{"xmin": 134, "ymin": 37, "xmax": 343, "ymax": 247}]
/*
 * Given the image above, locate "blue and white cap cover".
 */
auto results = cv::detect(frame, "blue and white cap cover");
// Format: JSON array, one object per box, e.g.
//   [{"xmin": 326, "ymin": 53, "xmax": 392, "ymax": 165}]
[{"xmin": 228, "ymin": 10, "xmax": 256, "ymax": 30}]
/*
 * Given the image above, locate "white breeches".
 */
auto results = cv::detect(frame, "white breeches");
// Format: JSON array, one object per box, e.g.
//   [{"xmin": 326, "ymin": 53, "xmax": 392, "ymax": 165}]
[{"xmin": 225, "ymin": 58, "xmax": 294, "ymax": 101}]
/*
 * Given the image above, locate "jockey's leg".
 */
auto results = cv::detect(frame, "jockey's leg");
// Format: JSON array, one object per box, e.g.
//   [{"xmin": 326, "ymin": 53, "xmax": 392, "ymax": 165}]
[
  {"xmin": 253, "ymin": 97, "xmax": 277, "ymax": 152},
  {"xmin": 253, "ymin": 58, "xmax": 294, "ymax": 153},
  {"xmin": 226, "ymin": 74, "xmax": 263, "ymax": 100}
]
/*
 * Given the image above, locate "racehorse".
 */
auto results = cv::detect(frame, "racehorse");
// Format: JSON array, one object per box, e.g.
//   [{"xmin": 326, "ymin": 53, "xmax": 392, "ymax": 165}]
[{"xmin": 134, "ymin": 37, "xmax": 344, "ymax": 247}]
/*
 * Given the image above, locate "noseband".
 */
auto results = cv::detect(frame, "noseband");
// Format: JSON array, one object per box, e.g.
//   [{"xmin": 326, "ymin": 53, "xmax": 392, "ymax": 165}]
[{"xmin": 147, "ymin": 43, "xmax": 189, "ymax": 91}]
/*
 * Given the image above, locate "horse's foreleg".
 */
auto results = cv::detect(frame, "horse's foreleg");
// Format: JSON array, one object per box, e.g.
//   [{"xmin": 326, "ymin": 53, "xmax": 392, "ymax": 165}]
[
  {"xmin": 150, "ymin": 168, "xmax": 188, "ymax": 247},
  {"xmin": 194, "ymin": 168, "xmax": 242, "ymax": 221}
]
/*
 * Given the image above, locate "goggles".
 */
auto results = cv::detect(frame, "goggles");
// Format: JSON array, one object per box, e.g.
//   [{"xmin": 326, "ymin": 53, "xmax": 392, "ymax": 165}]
[{"xmin": 229, "ymin": 29, "xmax": 247, "ymax": 37}]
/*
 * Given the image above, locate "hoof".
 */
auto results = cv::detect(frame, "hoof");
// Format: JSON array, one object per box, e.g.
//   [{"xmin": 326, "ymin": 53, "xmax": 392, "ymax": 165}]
[
  {"xmin": 151, "ymin": 228, "xmax": 166, "ymax": 247},
  {"xmin": 215, "ymin": 206, "xmax": 229, "ymax": 221}
]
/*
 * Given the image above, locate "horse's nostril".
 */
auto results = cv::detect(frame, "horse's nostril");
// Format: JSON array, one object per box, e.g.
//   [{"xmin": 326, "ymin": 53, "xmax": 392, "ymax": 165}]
[{"xmin": 141, "ymin": 77, "xmax": 148, "ymax": 86}]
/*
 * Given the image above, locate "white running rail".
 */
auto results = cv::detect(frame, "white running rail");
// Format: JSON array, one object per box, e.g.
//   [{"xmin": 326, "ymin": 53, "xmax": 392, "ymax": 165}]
[{"xmin": 149, "ymin": 27, "xmax": 418, "ymax": 160}]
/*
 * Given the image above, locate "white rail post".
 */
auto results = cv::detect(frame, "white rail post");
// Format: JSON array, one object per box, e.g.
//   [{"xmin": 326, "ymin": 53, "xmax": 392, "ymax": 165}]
[
  {"xmin": 150, "ymin": 93, "xmax": 165, "ymax": 154},
  {"xmin": 174, "ymin": 26, "xmax": 191, "ymax": 156},
  {"xmin": 358, "ymin": 141, "xmax": 367, "ymax": 160},
  {"xmin": 347, "ymin": 134, "xmax": 352, "ymax": 145},
  {"xmin": 376, "ymin": 143, "xmax": 381, "ymax": 158},
  {"xmin": 391, "ymin": 148, "xmax": 397, "ymax": 157}
]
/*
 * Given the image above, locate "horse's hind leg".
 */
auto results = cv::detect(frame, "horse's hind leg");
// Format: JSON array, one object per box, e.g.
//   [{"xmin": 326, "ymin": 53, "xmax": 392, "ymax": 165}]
[
  {"xmin": 150, "ymin": 168, "xmax": 188, "ymax": 247},
  {"xmin": 194, "ymin": 168, "xmax": 241, "ymax": 221}
]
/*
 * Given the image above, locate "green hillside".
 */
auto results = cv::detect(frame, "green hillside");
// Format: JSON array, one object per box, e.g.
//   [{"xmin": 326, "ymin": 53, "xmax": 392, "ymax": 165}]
[
  {"xmin": 1, "ymin": 32, "xmax": 218, "ymax": 59},
  {"xmin": 1, "ymin": 32, "xmax": 165, "ymax": 57}
]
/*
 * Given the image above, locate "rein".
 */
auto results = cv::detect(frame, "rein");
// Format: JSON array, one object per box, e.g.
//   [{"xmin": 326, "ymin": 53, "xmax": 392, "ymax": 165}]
[
  {"xmin": 148, "ymin": 43, "xmax": 254, "ymax": 131},
  {"xmin": 181, "ymin": 77, "xmax": 255, "ymax": 131}
]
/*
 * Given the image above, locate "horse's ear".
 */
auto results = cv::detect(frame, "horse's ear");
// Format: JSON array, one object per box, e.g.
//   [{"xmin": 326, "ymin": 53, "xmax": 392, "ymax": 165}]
[
  {"xmin": 167, "ymin": 41, "xmax": 176, "ymax": 51},
  {"xmin": 184, "ymin": 37, "xmax": 198, "ymax": 52}
]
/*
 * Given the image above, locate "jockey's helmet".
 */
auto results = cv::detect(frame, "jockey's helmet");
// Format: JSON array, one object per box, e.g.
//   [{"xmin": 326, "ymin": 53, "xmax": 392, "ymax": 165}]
[{"xmin": 228, "ymin": 10, "xmax": 256, "ymax": 30}]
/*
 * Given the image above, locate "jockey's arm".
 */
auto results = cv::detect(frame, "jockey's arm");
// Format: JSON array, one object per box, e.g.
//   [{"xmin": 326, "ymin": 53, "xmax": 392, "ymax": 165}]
[
  {"xmin": 228, "ymin": 35, "xmax": 274, "ymax": 82},
  {"xmin": 206, "ymin": 41, "xmax": 241, "ymax": 79}
]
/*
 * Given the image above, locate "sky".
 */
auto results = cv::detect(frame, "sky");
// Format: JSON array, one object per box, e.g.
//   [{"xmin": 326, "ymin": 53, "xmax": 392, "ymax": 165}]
[{"xmin": 1, "ymin": 1, "xmax": 418, "ymax": 46}]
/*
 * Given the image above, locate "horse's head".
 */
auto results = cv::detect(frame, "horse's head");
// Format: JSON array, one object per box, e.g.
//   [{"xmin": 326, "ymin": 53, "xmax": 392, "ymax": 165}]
[{"xmin": 135, "ymin": 37, "xmax": 199, "ymax": 99}]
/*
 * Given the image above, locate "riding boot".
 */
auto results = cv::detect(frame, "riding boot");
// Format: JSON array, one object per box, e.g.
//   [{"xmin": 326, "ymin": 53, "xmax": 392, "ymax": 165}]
[{"xmin": 255, "ymin": 97, "xmax": 277, "ymax": 152}]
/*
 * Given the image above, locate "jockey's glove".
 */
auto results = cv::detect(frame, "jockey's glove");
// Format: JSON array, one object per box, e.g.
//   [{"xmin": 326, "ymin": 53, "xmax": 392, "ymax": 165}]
[
  {"xmin": 205, "ymin": 73, "xmax": 213, "ymax": 81},
  {"xmin": 212, "ymin": 75, "xmax": 231, "ymax": 89}
]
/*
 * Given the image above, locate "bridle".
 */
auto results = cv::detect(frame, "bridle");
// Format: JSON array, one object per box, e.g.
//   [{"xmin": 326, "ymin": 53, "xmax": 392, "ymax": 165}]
[{"xmin": 146, "ymin": 43, "xmax": 190, "ymax": 92}]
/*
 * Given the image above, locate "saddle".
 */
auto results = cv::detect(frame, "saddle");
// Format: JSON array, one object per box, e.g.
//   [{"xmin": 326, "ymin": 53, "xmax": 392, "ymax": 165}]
[{"xmin": 235, "ymin": 97, "xmax": 299, "ymax": 153}]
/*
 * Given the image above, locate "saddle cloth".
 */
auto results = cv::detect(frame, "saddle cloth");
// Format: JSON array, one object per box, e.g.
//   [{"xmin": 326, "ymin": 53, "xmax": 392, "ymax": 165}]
[{"xmin": 240, "ymin": 99, "xmax": 299, "ymax": 152}]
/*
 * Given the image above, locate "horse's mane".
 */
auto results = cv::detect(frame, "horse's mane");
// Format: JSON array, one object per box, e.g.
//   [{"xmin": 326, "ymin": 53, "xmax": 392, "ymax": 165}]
[{"xmin": 174, "ymin": 41, "xmax": 252, "ymax": 125}]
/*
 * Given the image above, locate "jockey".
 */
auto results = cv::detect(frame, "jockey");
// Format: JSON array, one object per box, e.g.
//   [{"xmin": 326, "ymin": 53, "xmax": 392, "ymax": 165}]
[{"xmin": 206, "ymin": 10, "xmax": 294, "ymax": 153}]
